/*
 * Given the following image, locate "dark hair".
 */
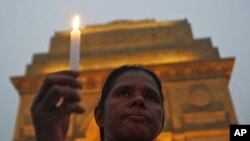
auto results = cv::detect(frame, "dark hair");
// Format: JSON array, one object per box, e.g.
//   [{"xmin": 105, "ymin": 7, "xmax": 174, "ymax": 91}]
[{"xmin": 97, "ymin": 65, "xmax": 164, "ymax": 141}]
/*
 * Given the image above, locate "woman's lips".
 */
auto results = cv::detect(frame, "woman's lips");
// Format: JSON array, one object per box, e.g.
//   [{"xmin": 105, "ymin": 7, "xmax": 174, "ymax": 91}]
[{"xmin": 126, "ymin": 114, "xmax": 147, "ymax": 122}]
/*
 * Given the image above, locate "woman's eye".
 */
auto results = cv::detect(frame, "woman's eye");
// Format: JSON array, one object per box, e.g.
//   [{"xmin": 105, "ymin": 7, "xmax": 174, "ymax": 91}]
[
  {"xmin": 118, "ymin": 89, "xmax": 130, "ymax": 97},
  {"xmin": 145, "ymin": 96, "xmax": 156, "ymax": 102},
  {"xmin": 144, "ymin": 92, "xmax": 159, "ymax": 103}
]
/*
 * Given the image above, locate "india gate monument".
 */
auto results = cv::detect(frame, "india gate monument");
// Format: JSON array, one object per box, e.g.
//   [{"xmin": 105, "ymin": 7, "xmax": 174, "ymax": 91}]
[{"xmin": 11, "ymin": 19, "xmax": 237, "ymax": 141}]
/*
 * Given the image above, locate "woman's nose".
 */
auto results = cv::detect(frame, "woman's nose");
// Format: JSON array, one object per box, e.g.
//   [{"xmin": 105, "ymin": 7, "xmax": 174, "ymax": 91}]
[{"xmin": 130, "ymin": 95, "xmax": 146, "ymax": 109}]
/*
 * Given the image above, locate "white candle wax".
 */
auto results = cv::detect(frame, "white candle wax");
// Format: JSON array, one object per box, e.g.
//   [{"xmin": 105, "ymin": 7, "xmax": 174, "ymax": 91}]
[
  {"xmin": 70, "ymin": 15, "xmax": 81, "ymax": 71},
  {"xmin": 56, "ymin": 15, "xmax": 81, "ymax": 107}
]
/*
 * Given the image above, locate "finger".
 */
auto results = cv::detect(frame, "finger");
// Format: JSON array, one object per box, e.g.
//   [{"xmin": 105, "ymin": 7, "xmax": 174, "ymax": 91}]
[
  {"xmin": 33, "ymin": 70, "xmax": 81, "ymax": 105},
  {"xmin": 40, "ymin": 71, "xmax": 81, "ymax": 97},
  {"xmin": 57, "ymin": 102, "xmax": 85, "ymax": 117},
  {"xmin": 40, "ymin": 85, "xmax": 82, "ymax": 111}
]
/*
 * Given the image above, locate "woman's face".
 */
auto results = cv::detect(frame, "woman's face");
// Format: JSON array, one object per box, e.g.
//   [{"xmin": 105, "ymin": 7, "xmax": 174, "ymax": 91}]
[{"xmin": 103, "ymin": 71, "xmax": 164, "ymax": 141}]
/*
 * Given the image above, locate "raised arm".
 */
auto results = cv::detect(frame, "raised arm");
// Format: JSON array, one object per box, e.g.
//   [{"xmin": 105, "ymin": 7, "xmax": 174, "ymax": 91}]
[{"xmin": 31, "ymin": 70, "xmax": 85, "ymax": 141}]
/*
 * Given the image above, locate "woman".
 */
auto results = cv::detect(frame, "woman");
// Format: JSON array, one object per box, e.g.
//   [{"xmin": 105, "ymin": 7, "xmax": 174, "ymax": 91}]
[{"xmin": 31, "ymin": 65, "xmax": 165, "ymax": 141}]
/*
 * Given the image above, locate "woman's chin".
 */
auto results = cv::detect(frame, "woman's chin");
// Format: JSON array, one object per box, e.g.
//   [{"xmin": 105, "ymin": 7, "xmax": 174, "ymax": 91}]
[{"xmin": 122, "ymin": 125, "xmax": 151, "ymax": 140}]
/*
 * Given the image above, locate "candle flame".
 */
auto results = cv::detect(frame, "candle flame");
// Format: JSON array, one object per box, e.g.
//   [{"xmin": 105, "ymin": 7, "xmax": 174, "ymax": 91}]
[{"xmin": 72, "ymin": 15, "xmax": 80, "ymax": 30}]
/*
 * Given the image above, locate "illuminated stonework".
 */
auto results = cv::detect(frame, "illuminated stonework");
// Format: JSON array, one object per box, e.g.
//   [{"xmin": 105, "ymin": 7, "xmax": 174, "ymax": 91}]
[{"xmin": 11, "ymin": 19, "xmax": 237, "ymax": 141}]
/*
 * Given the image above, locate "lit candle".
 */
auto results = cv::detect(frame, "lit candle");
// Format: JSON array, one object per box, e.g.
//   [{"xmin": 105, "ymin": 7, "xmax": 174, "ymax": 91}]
[
  {"xmin": 70, "ymin": 15, "xmax": 81, "ymax": 70},
  {"xmin": 56, "ymin": 15, "xmax": 81, "ymax": 108}
]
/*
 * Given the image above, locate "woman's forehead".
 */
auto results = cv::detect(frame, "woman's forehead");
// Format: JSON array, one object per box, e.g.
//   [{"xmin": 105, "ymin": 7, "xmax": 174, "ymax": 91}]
[{"xmin": 112, "ymin": 71, "xmax": 158, "ymax": 89}]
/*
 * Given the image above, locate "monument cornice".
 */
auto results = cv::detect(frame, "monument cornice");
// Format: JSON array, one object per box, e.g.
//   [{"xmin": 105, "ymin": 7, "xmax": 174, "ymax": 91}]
[
  {"xmin": 151, "ymin": 58, "xmax": 234, "ymax": 82},
  {"xmin": 11, "ymin": 57, "xmax": 234, "ymax": 95}
]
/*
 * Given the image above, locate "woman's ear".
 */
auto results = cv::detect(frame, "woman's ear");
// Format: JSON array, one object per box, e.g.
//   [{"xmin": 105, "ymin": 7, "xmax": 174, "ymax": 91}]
[{"xmin": 94, "ymin": 106, "xmax": 104, "ymax": 127}]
